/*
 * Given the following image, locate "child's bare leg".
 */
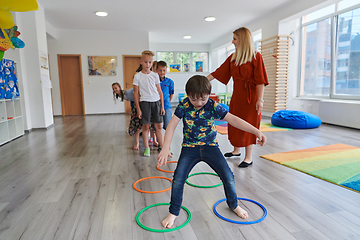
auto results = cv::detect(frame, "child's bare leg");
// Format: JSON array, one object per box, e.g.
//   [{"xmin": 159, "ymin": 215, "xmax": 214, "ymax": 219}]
[
  {"xmin": 233, "ymin": 206, "xmax": 248, "ymax": 219},
  {"xmin": 133, "ymin": 129, "xmax": 140, "ymax": 150},
  {"xmin": 151, "ymin": 130, "xmax": 158, "ymax": 146},
  {"xmin": 162, "ymin": 213, "xmax": 177, "ymax": 228},
  {"xmin": 154, "ymin": 123, "xmax": 163, "ymax": 148},
  {"xmin": 142, "ymin": 124, "xmax": 150, "ymax": 149}
]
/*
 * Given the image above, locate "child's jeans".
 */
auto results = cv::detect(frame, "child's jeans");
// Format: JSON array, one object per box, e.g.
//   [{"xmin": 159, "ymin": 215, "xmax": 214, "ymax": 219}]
[{"xmin": 169, "ymin": 145, "xmax": 238, "ymax": 216}]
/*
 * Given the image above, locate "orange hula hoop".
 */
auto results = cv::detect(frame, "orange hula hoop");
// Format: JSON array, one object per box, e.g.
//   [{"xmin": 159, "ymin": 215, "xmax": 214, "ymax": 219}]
[
  {"xmin": 156, "ymin": 161, "xmax": 178, "ymax": 173},
  {"xmin": 133, "ymin": 176, "xmax": 173, "ymax": 193}
]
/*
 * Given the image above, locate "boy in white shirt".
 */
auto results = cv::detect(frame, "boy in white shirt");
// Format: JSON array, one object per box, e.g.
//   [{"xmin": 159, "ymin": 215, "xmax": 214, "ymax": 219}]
[{"xmin": 133, "ymin": 50, "xmax": 165, "ymax": 157}]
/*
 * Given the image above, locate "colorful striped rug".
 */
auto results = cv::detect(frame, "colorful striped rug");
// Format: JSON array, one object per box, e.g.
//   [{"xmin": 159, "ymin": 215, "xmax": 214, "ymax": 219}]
[
  {"xmin": 261, "ymin": 143, "xmax": 360, "ymax": 193},
  {"xmin": 215, "ymin": 120, "xmax": 292, "ymax": 135}
]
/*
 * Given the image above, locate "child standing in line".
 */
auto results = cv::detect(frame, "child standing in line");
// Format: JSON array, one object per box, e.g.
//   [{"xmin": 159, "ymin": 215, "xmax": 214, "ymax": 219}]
[
  {"xmin": 152, "ymin": 61, "xmax": 158, "ymax": 73},
  {"xmin": 157, "ymin": 61, "xmax": 174, "ymax": 130},
  {"xmin": 158, "ymin": 75, "xmax": 266, "ymax": 228},
  {"xmin": 112, "ymin": 82, "xmax": 141, "ymax": 150},
  {"xmin": 149, "ymin": 60, "xmax": 159, "ymax": 146},
  {"xmin": 133, "ymin": 50, "xmax": 165, "ymax": 157}
]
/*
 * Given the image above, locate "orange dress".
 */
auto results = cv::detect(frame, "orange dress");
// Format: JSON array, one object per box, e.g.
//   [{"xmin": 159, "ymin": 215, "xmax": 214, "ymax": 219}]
[{"xmin": 212, "ymin": 52, "xmax": 268, "ymax": 147}]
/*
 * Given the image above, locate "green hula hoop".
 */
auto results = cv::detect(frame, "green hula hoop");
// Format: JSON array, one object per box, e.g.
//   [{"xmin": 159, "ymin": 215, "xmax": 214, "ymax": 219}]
[
  {"xmin": 136, "ymin": 203, "xmax": 191, "ymax": 232},
  {"xmin": 185, "ymin": 172, "xmax": 223, "ymax": 188}
]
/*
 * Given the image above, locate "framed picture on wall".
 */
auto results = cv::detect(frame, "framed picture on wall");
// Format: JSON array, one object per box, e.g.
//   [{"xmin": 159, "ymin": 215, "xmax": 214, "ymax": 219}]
[
  {"xmin": 88, "ymin": 56, "xmax": 117, "ymax": 76},
  {"xmin": 196, "ymin": 61, "xmax": 203, "ymax": 72},
  {"xmin": 184, "ymin": 63, "xmax": 190, "ymax": 72},
  {"xmin": 170, "ymin": 64, "xmax": 180, "ymax": 72}
]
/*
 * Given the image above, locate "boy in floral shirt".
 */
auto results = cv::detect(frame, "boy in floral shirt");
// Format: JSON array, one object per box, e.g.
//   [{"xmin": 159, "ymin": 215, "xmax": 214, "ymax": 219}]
[{"xmin": 158, "ymin": 75, "xmax": 267, "ymax": 228}]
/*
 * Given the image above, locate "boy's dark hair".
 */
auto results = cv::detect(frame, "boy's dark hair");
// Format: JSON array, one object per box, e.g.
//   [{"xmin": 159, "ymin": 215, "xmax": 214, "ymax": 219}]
[
  {"xmin": 185, "ymin": 75, "xmax": 211, "ymax": 98},
  {"xmin": 157, "ymin": 61, "xmax": 167, "ymax": 68}
]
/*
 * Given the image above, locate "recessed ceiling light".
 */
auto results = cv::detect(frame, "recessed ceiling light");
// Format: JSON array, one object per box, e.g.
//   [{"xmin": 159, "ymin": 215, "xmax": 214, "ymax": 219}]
[
  {"xmin": 183, "ymin": 35, "xmax": 191, "ymax": 39},
  {"xmin": 95, "ymin": 11, "xmax": 108, "ymax": 17},
  {"xmin": 204, "ymin": 16, "xmax": 216, "ymax": 22}
]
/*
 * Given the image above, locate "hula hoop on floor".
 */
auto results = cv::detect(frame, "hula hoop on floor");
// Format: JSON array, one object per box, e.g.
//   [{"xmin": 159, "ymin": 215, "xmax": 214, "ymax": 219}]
[
  {"xmin": 156, "ymin": 161, "xmax": 178, "ymax": 173},
  {"xmin": 136, "ymin": 203, "xmax": 191, "ymax": 232},
  {"xmin": 133, "ymin": 176, "xmax": 172, "ymax": 193},
  {"xmin": 213, "ymin": 197, "xmax": 267, "ymax": 224},
  {"xmin": 185, "ymin": 172, "xmax": 223, "ymax": 188}
]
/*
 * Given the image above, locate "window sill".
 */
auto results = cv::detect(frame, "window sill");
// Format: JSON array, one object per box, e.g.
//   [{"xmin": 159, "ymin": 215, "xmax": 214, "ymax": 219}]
[{"xmin": 294, "ymin": 97, "xmax": 360, "ymax": 104}]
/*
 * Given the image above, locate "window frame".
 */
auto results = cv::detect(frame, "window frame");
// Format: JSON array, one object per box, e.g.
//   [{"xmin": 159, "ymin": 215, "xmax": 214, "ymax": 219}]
[
  {"xmin": 298, "ymin": 2, "xmax": 360, "ymax": 100},
  {"xmin": 156, "ymin": 51, "xmax": 209, "ymax": 73}
]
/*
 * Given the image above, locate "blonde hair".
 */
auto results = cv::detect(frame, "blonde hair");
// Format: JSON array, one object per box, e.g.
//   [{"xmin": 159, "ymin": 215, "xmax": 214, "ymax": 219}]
[
  {"xmin": 231, "ymin": 27, "xmax": 256, "ymax": 66},
  {"xmin": 141, "ymin": 50, "xmax": 155, "ymax": 57}
]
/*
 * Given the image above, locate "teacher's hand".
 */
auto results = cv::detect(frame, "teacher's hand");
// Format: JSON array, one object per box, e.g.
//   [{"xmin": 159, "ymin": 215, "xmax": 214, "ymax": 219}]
[{"xmin": 256, "ymin": 100, "xmax": 263, "ymax": 115}]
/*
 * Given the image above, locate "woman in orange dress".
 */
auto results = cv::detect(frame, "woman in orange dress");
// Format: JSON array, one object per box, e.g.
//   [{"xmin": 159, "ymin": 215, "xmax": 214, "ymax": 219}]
[{"xmin": 207, "ymin": 27, "xmax": 268, "ymax": 168}]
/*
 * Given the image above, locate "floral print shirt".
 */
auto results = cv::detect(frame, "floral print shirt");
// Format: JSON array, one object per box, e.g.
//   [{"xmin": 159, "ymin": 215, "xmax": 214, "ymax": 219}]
[{"xmin": 174, "ymin": 97, "xmax": 228, "ymax": 147}]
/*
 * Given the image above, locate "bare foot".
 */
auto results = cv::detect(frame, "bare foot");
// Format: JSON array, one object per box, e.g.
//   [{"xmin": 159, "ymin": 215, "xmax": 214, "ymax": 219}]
[
  {"xmin": 162, "ymin": 213, "xmax": 177, "ymax": 228},
  {"xmin": 153, "ymin": 141, "xmax": 159, "ymax": 147},
  {"xmin": 233, "ymin": 206, "xmax": 248, "ymax": 219},
  {"xmin": 133, "ymin": 143, "xmax": 139, "ymax": 150}
]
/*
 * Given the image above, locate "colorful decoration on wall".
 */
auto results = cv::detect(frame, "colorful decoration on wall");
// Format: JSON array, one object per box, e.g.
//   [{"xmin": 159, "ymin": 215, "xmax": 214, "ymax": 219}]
[
  {"xmin": 170, "ymin": 64, "xmax": 180, "ymax": 72},
  {"xmin": 195, "ymin": 61, "xmax": 203, "ymax": 72},
  {"xmin": 88, "ymin": 56, "xmax": 117, "ymax": 76},
  {"xmin": 0, "ymin": 0, "xmax": 39, "ymax": 29},
  {"xmin": 0, "ymin": 26, "xmax": 25, "ymax": 60},
  {"xmin": 0, "ymin": 58, "xmax": 20, "ymax": 99}
]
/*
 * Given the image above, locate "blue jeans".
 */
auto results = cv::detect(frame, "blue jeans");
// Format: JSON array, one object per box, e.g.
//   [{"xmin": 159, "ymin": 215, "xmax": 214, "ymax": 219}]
[
  {"xmin": 169, "ymin": 146, "xmax": 238, "ymax": 216},
  {"xmin": 163, "ymin": 108, "xmax": 172, "ymax": 130}
]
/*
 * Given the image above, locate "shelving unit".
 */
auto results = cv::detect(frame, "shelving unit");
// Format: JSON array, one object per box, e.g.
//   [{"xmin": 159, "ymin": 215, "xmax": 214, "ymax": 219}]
[
  {"xmin": 260, "ymin": 35, "xmax": 290, "ymax": 113},
  {"xmin": 0, "ymin": 98, "xmax": 24, "ymax": 146}
]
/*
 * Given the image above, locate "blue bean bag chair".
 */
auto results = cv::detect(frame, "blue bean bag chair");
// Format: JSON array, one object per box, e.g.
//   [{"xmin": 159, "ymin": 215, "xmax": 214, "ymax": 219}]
[
  {"xmin": 219, "ymin": 103, "xmax": 229, "ymax": 112},
  {"xmin": 271, "ymin": 110, "xmax": 321, "ymax": 129}
]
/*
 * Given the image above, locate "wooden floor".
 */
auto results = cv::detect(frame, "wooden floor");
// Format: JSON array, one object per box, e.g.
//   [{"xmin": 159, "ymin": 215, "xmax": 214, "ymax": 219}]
[{"xmin": 0, "ymin": 114, "xmax": 360, "ymax": 240}]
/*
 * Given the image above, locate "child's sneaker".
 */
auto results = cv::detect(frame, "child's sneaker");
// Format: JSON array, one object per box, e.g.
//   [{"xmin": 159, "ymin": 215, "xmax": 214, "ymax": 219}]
[
  {"xmin": 144, "ymin": 148, "xmax": 150, "ymax": 157},
  {"xmin": 158, "ymin": 147, "xmax": 162, "ymax": 153},
  {"xmin": 149, "ymin": 138, "xmax": 153, "ymax": 143}
]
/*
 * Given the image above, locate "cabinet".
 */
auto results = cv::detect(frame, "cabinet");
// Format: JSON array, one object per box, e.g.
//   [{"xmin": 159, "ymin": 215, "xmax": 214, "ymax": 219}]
[{"xmin": 0, "ymin": 98, "xmax": 24, "ymax": 145}]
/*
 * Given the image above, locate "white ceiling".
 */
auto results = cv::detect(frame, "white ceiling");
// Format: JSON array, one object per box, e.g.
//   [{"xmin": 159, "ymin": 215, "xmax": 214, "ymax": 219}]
[{"xmin": 38, "ymin": 0, "xmax": 294, "ymax": 44}]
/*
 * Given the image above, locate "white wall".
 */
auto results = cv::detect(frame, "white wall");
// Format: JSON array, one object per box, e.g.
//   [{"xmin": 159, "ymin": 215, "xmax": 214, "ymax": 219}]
[
  {"xmin": 209, "ymin": 0, "xmax": 360, "ymax": 129},
  {"xmin": 149, "ymin": 43, "xmax": 215, "ymax": 103},
  {"xmin": 7, "ymin": 6, "xmax": 54, "ymax": 131},
  {"xmin": 35, "ymin": 6, "xmax": 53, "ymax": 127},
  {"xmin": 48, "ymin": 30, "xmax": 149, "ymax": 115}
]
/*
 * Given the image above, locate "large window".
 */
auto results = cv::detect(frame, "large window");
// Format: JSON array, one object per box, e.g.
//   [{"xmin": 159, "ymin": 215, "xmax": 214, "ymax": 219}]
[
  {"xmin": 157, "ymin": 51, "xmax": 209, "ymax": 73},
  {"xmin": 300, "ymin": 18, "xmax": 332, "ymax": 96},
  {"xmin": 299, "ymin": 1, "xmax": 360, "ymax": 99},
  {"xmin": 335, "ymin": 8, "xmax": 360, "ymax": 95}
]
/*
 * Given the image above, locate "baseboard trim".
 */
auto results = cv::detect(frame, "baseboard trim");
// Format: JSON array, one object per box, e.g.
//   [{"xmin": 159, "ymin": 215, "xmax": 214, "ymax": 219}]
[{"xmin": 32, "ymin": 123, "xmax": 55, "ymax": 131}]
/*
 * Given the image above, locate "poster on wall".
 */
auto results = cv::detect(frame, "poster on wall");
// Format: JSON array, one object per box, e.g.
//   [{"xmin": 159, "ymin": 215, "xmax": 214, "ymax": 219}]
[
  {"xmin": 170, "ymin": 64, "xmax": 180, "ymax": 72},
  {"xmin": 196, "ymin": 61, "xmax": 203, "ymax": 72},
  {"xmin": 184, "ymin": 63, "xmax": 190, "ymax": 72},
  {"xmin": 0, "ymin": 58, "xmax": 20, "ymax": 99},
  {"xmin": 88, "ymin": 56, "xmax": 117, "ymax": 76},
  {"xmin": 39, "ymin": 51, "xmax": 48, "ymax": 70}
]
